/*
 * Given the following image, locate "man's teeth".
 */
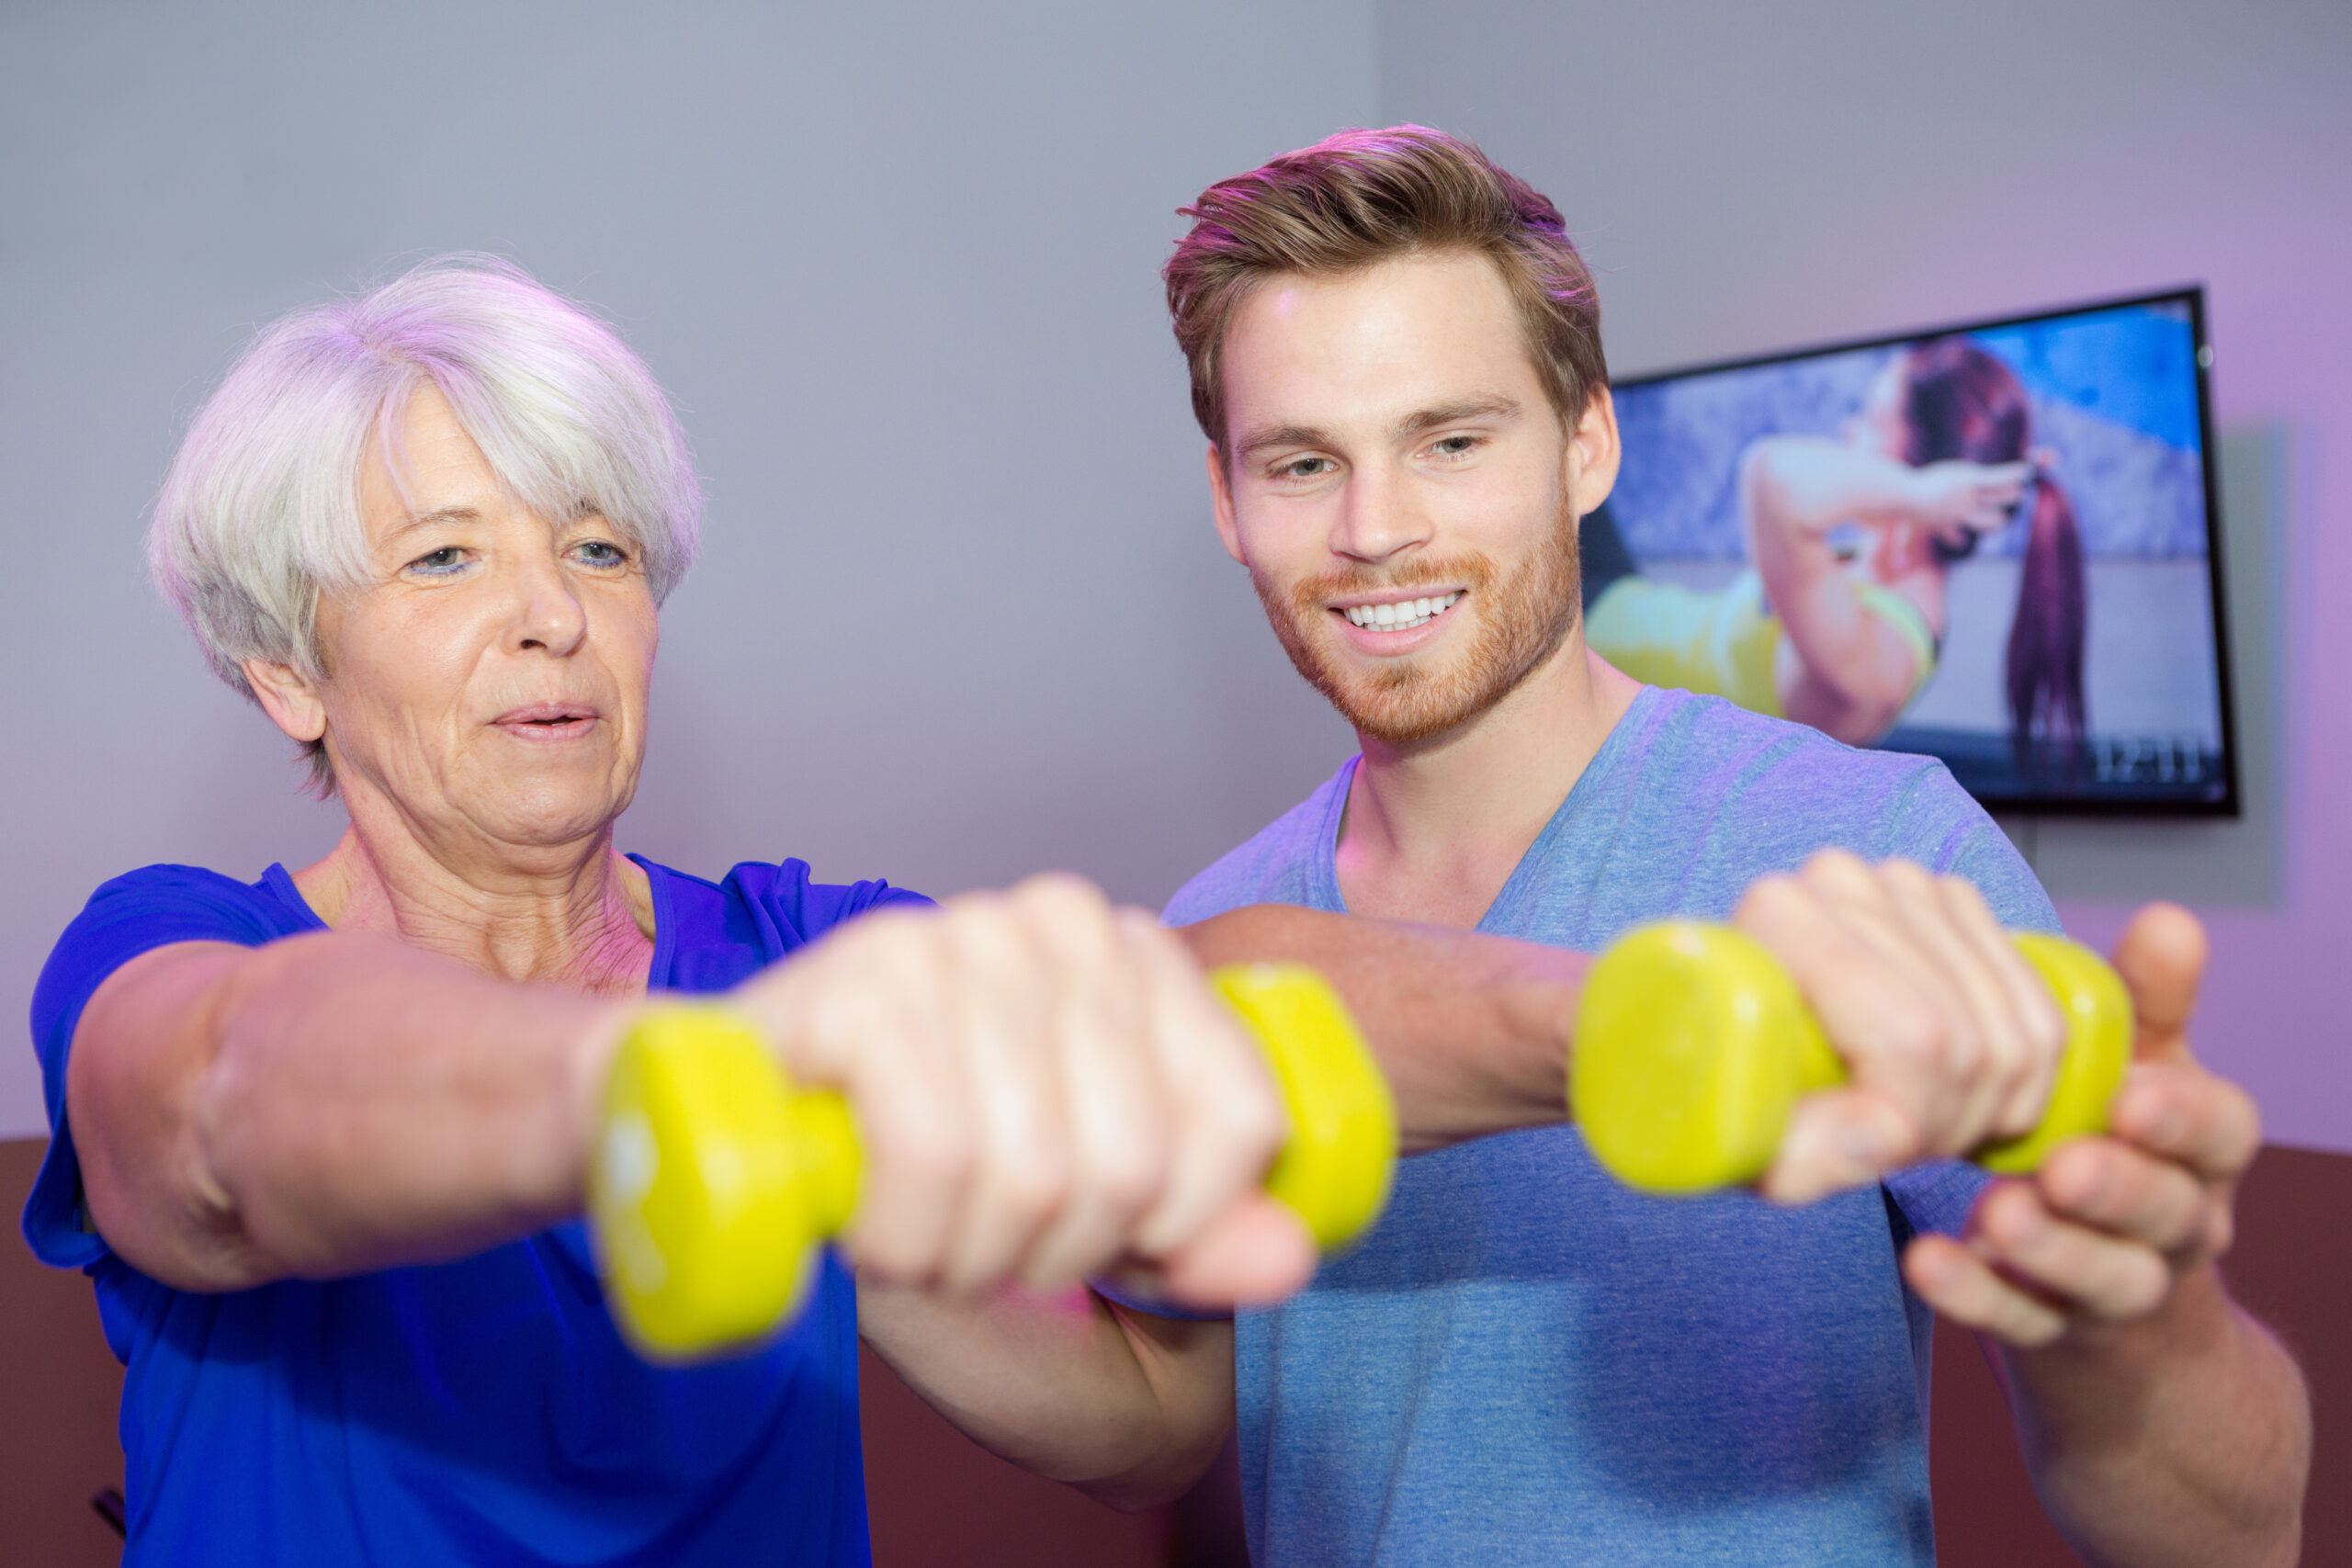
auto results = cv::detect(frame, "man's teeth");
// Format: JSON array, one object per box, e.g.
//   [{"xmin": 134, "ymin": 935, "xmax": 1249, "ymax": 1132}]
[{"xmin": 1343, "ymin": 592, "xmax": 1463, "ymax": 631}]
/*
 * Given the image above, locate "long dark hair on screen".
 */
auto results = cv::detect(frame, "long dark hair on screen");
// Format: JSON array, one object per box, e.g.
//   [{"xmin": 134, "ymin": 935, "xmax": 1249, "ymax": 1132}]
[{"xmin": 1901, "ymin": 338, "xmax": 2086, "ymax": 771}]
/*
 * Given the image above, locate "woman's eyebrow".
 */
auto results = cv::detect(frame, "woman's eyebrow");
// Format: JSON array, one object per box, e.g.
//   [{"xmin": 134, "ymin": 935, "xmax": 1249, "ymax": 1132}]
[{"xmin": 387, "ymin": 505, "xmax": 482, "ymax": 539}]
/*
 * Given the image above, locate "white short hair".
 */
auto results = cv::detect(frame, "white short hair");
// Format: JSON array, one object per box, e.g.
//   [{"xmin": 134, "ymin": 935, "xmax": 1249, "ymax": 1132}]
[{"xmin": 150, "ymin": 256, "xmax": 703, "ymax": 768}]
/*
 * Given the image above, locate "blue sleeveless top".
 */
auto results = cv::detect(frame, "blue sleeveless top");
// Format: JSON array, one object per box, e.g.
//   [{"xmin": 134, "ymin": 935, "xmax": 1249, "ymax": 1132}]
[{"xmin": 24, "ymin": 856, "xmax": 928, "ymax": 1565}]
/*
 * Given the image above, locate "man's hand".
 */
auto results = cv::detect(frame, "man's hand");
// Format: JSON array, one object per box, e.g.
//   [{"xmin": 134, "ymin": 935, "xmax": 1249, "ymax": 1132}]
[
  {"xmin": 727, "ymin": 874, "xmax": 1314, "ymax": 1308},
  {"xmin": 1901, "ymin": 902, "xmax": 2263, "ymax": 1347},
  {"xmin": 1733, "ymin": 849, "xmax": 2071, "ymax": 1204}
]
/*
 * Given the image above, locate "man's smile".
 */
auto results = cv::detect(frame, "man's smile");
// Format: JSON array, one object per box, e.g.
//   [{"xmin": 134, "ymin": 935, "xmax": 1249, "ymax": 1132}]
[{"xmin": 1336, "ymin": 591, "xmax": 1464, "ymax": 633}]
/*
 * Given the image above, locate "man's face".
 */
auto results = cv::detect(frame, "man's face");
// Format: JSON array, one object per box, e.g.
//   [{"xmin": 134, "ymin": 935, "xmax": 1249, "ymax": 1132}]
[{"xmin": 1206, "ymin": 250, "xmax": 1618, "ymax": 746}]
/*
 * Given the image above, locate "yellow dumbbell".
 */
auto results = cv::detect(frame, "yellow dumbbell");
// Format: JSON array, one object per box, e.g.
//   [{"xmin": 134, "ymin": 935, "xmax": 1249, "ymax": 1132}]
[
  {"xmin": 589, "ymin": 963, "xmax": 1398, "ymax": 1361},
  {"xmin": 1571, "ymin": 921, "xmax": 2133, "ymax": 1195}
]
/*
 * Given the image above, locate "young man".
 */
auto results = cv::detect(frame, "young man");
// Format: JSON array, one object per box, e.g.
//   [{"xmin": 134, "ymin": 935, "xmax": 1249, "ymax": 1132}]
[{"xmin": 1150, "ymin": 127, "xmax": 2308, "ymax": 1564}]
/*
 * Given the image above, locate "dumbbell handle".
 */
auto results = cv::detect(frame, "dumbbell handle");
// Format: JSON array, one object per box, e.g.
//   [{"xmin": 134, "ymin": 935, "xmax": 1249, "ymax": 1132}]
[
  {"xmin": 589, "ymin": 963, "xmax": 1397, "ymax": 1361},
  {"xmin": 1570, "ymin": 922, "xmax": 2134, "ymax": 1195}
]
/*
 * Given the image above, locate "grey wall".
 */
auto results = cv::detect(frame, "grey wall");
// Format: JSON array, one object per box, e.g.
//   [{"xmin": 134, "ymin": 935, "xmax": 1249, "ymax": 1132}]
[
  {"xmin": 1379, "ymin": 0, "xmax": 2352, "ymax": 1147},
  {"xmin": 9, "ymin": 1, "xmax": 2347, "ymax": 1149},
  {"xmin": 0, "ymin": 2, "xmax": 1369, "ymax": 1137}
]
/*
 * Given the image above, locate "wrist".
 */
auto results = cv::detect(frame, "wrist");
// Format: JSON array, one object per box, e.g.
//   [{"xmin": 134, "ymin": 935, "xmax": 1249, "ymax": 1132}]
[
  {"xmin": 2012, "ymin": 1261, "xmax": 2237, "ymax": 1377},
  {"xmin": 560, "ymin": 999, "xmax": 644, "ymax": 1202}
]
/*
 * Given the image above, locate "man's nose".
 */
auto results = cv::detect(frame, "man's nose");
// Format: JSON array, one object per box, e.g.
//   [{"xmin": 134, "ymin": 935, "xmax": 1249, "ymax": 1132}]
[{"xmin": 1329, "ymin": 460, "xmax": 1432, "ymax": 565}]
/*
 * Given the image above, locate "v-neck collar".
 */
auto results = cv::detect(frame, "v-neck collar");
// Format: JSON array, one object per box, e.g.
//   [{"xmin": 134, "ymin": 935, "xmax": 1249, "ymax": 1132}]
[{"xmin": 1313, "ymin": 684, "xmax": 1661, "ymax": 931}]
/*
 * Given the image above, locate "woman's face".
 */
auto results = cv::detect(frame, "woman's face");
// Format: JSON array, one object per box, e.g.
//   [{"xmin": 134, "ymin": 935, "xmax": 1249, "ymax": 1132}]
[
  {"xmin": 1847, "ymin": 358, "xmax": 1910, "ymax": 459},
  {"xmin": 277, "ymin": 386, "xmax": 659, "ymax": 858}
]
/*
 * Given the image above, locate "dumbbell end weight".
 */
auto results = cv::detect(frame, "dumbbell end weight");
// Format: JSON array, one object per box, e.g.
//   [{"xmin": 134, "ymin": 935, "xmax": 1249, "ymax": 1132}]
[
  {"xmin": 1571, "ymin": 923, "xmax": 1844, "ymax": 1194},
  {"xmin": 1209, "ymin": 964, "xmax": 1399, "ymax": 1252},
  {"xmin": 589, "ymin": 1005, "xmax": 861, "ymax": 1363}
]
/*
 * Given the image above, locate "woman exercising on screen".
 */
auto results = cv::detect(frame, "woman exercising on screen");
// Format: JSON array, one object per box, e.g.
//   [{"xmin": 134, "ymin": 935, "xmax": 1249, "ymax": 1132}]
[{"xmin": 1586, "ymin": 337, "xmax": 2087, "ymax": 755}]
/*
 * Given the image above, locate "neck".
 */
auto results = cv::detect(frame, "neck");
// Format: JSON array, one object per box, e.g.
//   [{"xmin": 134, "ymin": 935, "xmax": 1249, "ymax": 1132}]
[
  {"xmin": 1336, "ymin": 629, "xmax": 1642, "ymax": 928},
  {"xmin": 292, "ymin": 801, "xmax": 656, "ymax": 997}
]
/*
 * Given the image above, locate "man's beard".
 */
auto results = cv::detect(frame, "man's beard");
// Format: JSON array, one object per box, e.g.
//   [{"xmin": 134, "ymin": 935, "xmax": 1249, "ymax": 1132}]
[{"xmin": 1251, "ymin": 501, "xmax": 1583, "ymax": 746}]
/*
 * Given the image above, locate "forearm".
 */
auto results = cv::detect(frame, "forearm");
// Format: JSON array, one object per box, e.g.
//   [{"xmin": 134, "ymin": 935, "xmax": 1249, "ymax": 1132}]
[
  {"xmin": 858, "ymin": 1281, "xmax": 1235, "ymax": 1510},
  {"xmin": 2002, "ymin": 1267, "xmax": 2310, "ymax": 1567},
  {"xmin": 1743, "ymin": 436, "xmax": 1923, "ymax": 536},
  {"xmin": 1178, "ymin": 905, "xmax": 1579, "ymax": 1152},
  {"xmin": 76, "ymin": 932, "xmax": 626, "ymax": 1288}
]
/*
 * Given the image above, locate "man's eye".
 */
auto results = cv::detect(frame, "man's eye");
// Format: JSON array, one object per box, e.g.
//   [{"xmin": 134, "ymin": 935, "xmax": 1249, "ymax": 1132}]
[
  {"xmin": 1281, "ymin": 457, "xmax": 1334, "ymax": 480},
  {"xmin": 1430, "ymin": 435, "xmax": 1479, "ymax": 457}
]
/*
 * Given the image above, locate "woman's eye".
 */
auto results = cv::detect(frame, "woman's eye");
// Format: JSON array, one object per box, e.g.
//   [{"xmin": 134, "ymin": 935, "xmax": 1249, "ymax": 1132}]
[
  {"xmin": 571, "ymin": 539, "xmax": 628, "ymax": 567},
  {"xmin": 409, "ymin": 547, "xmax": 467, "ymax": 575}
]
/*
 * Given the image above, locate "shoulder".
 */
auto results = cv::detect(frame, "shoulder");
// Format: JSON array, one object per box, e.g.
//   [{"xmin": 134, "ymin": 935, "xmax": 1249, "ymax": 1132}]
[
  {"xmin": 35, "ymin": 865, "xmax": 313, "ymax": 1041},
  {"xmin": 633, "ymin": 855, "xmax": 933, "ymax": 990},
  {"xmin": 1162, "ymin": 762, "xmax": 1352, "ymax": 925},
  {"xmin": 716, "ymin": 858, "xmax": 934, "ymax": 949},
  {"xmin": 1617, "ymin": 692, "xmax": 2055, "ymax": 930},
  {"xmin": 28, "ymin": 863, "xmax": 313, "ymax": 1269}
]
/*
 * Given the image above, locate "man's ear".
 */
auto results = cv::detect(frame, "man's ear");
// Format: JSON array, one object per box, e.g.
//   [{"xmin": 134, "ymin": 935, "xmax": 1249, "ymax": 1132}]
[
  {"xmin": 242, "ymin": 657, "xmax": 328, "ymax": 745},
  {"xmin": 1566, "ymin": 386, "xmax": 1623, "ymax": 519},
  {"xmin": 1205, "ymin": 444, "xmax": 1248, "ymax": 567}
]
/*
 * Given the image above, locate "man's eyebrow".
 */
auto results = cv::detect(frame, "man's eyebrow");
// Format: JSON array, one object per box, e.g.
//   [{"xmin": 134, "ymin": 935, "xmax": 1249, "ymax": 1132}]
[
  {"xmin": 1232, "ymin": 397, "xmax": 1527, "ymax": 462},
  {"xmin": 1234, "ymin": 423, "xmax": 1338, "ymax": 461},
  {"xmin": 1396, "ymin": 395, "xmax": 1523, "ymax": 436}
]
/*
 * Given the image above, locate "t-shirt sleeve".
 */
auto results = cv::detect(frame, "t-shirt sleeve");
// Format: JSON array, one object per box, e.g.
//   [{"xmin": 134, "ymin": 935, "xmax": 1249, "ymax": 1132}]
[
  {"xmin": 1888, "ymin": 762, "xmax": 2059, "ymax": 932},
  {"xmin": 1883, "ymin": 1158, "xmax": 1990, "ymax": 1239},
  {"xmin": 23, "ymin": 867, "xmax": 294, "ymax": 1269}
]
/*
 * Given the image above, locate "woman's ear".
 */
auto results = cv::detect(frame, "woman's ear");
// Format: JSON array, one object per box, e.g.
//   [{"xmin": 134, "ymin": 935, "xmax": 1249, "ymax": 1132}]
[
  {"xmin": 242, "ymin": 658, "xmax": 328, "ymax": 744},
  {"xmin": 1567, "ymin": 386, "xmax": 1623, "ymax": 518}
]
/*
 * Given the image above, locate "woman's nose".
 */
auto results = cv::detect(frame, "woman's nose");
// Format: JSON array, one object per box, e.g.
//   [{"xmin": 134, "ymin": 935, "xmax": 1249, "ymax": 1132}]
[{"xmin": 510, "ymin": 556, "xmax": 588, "ymax": 656}]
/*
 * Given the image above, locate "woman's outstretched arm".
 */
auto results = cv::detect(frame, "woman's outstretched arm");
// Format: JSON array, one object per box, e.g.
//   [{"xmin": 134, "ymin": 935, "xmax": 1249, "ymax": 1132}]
[
  {"xmin": 1741, "ymin": 437, "xmax": 2025, "ymax": 742},
  {"xmin": 67, "ymin": 932, "xmax": 626, "ymax": 1292}
]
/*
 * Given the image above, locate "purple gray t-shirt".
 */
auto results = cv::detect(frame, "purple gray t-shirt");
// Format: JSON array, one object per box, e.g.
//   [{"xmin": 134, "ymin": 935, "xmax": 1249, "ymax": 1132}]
[{"xmin": 1163, "ymin": 687, "xmax": 2056, "ymax": 1567}]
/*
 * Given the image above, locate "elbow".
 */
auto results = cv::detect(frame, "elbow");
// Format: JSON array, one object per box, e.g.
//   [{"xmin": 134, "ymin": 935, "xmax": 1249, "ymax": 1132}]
[
  {"xmin": 1069, "ymin": 1447, "xmax": 1227, "ymax": 1514},
  {"xmin": 1740, "ymin": 442, "xmax": 1795, "ymax": 527}
]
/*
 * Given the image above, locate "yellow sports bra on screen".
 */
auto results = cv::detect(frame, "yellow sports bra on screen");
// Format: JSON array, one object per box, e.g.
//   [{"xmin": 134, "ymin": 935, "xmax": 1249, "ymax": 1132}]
[{"xmin": 1585, "ymin": 570, "xmax": 1939, "ymax": 721}]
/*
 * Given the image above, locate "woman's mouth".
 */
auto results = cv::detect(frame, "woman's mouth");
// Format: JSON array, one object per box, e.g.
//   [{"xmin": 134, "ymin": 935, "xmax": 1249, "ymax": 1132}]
[
  {"xmin": 492, "ymin": 703, "xmax": 599, "ymax": 738},
  {"xmin": 1339, "ymin": 591, "xmax": 1464, "ymax": 633}
]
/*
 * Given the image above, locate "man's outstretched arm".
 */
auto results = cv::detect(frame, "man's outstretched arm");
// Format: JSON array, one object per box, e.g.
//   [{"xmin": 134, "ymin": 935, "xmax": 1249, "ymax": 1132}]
[{"xmin": 1178, "ymin": 904, "xmax": 1585, "ymax": 1152}]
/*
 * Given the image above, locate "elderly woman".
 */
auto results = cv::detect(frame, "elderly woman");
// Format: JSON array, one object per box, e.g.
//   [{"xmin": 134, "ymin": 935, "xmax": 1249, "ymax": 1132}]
[{"xmin": 28, "ymin": 259, "xmax": 1477, "ymax": 1564}]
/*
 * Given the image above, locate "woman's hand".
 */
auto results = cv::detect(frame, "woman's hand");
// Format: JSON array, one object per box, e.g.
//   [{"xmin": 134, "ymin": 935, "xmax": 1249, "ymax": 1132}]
[
  {"xmin": 1905, "ymin": 457, "xmax": 2031, "ymax": 536},
  {"xmin": 725, "ymin": 874, "xmax": 1311, "ymax": 1304}
]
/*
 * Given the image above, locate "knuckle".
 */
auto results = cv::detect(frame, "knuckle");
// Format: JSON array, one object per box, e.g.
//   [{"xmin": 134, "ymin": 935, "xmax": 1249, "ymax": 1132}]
[
  {"xmin": 1012, "ymin": 872, "xmax": 1114, "ymax": 928},
  {"xmin": 1881, "ymin": 999, "xmax": 1954, "ymax": 1074},
  {"xmin": 1734, "ymin": 874, "xmax": 1805, "ymax": 928},
  {"xmin": 876, "ymin": 1114, "xmax": 974, "ymax": 1195},
  {"xmin": 992, "ymin": 1140, "xmax": 1070, "ymax": 1215},
  {"xmin": 1880, "ymin": 859, "xmax": 1937, "ymax": 898},
  {"xmin": 1085, "ymin": 1139, "xmax": 1164, "ymax": 1219}
]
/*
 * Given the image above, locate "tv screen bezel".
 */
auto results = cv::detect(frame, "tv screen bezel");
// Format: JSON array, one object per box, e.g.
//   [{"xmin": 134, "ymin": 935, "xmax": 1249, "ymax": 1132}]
[{"xmin": 1607, "ymin": 285, "xmax": 2240, "ymax": 819}]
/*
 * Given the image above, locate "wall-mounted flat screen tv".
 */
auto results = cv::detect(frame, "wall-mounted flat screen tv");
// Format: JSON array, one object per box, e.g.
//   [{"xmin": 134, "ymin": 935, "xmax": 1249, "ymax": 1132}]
[{"xmin": 1586, "ymin": 287, "xmax": 2236, "ymax": 816}]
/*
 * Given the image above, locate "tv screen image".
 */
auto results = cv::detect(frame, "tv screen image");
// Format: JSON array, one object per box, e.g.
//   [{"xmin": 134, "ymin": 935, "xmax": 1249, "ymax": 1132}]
[{"xmin": 1589, "ymin": 288, "xmax": 2235, "ymax": 815}]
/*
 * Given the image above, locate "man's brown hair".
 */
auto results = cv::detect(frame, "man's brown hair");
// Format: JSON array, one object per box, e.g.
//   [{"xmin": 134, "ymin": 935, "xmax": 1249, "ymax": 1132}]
[{"xmin": 1164, "ymin": 125, "xmax": 1607, "ymax": 446}]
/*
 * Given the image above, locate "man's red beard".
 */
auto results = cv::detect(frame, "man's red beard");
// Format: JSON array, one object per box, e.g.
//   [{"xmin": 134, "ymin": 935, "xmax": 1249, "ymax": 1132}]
[{"xmin": 1250, "ymin": 503, "xmax": 1584, "ymax": 746}]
